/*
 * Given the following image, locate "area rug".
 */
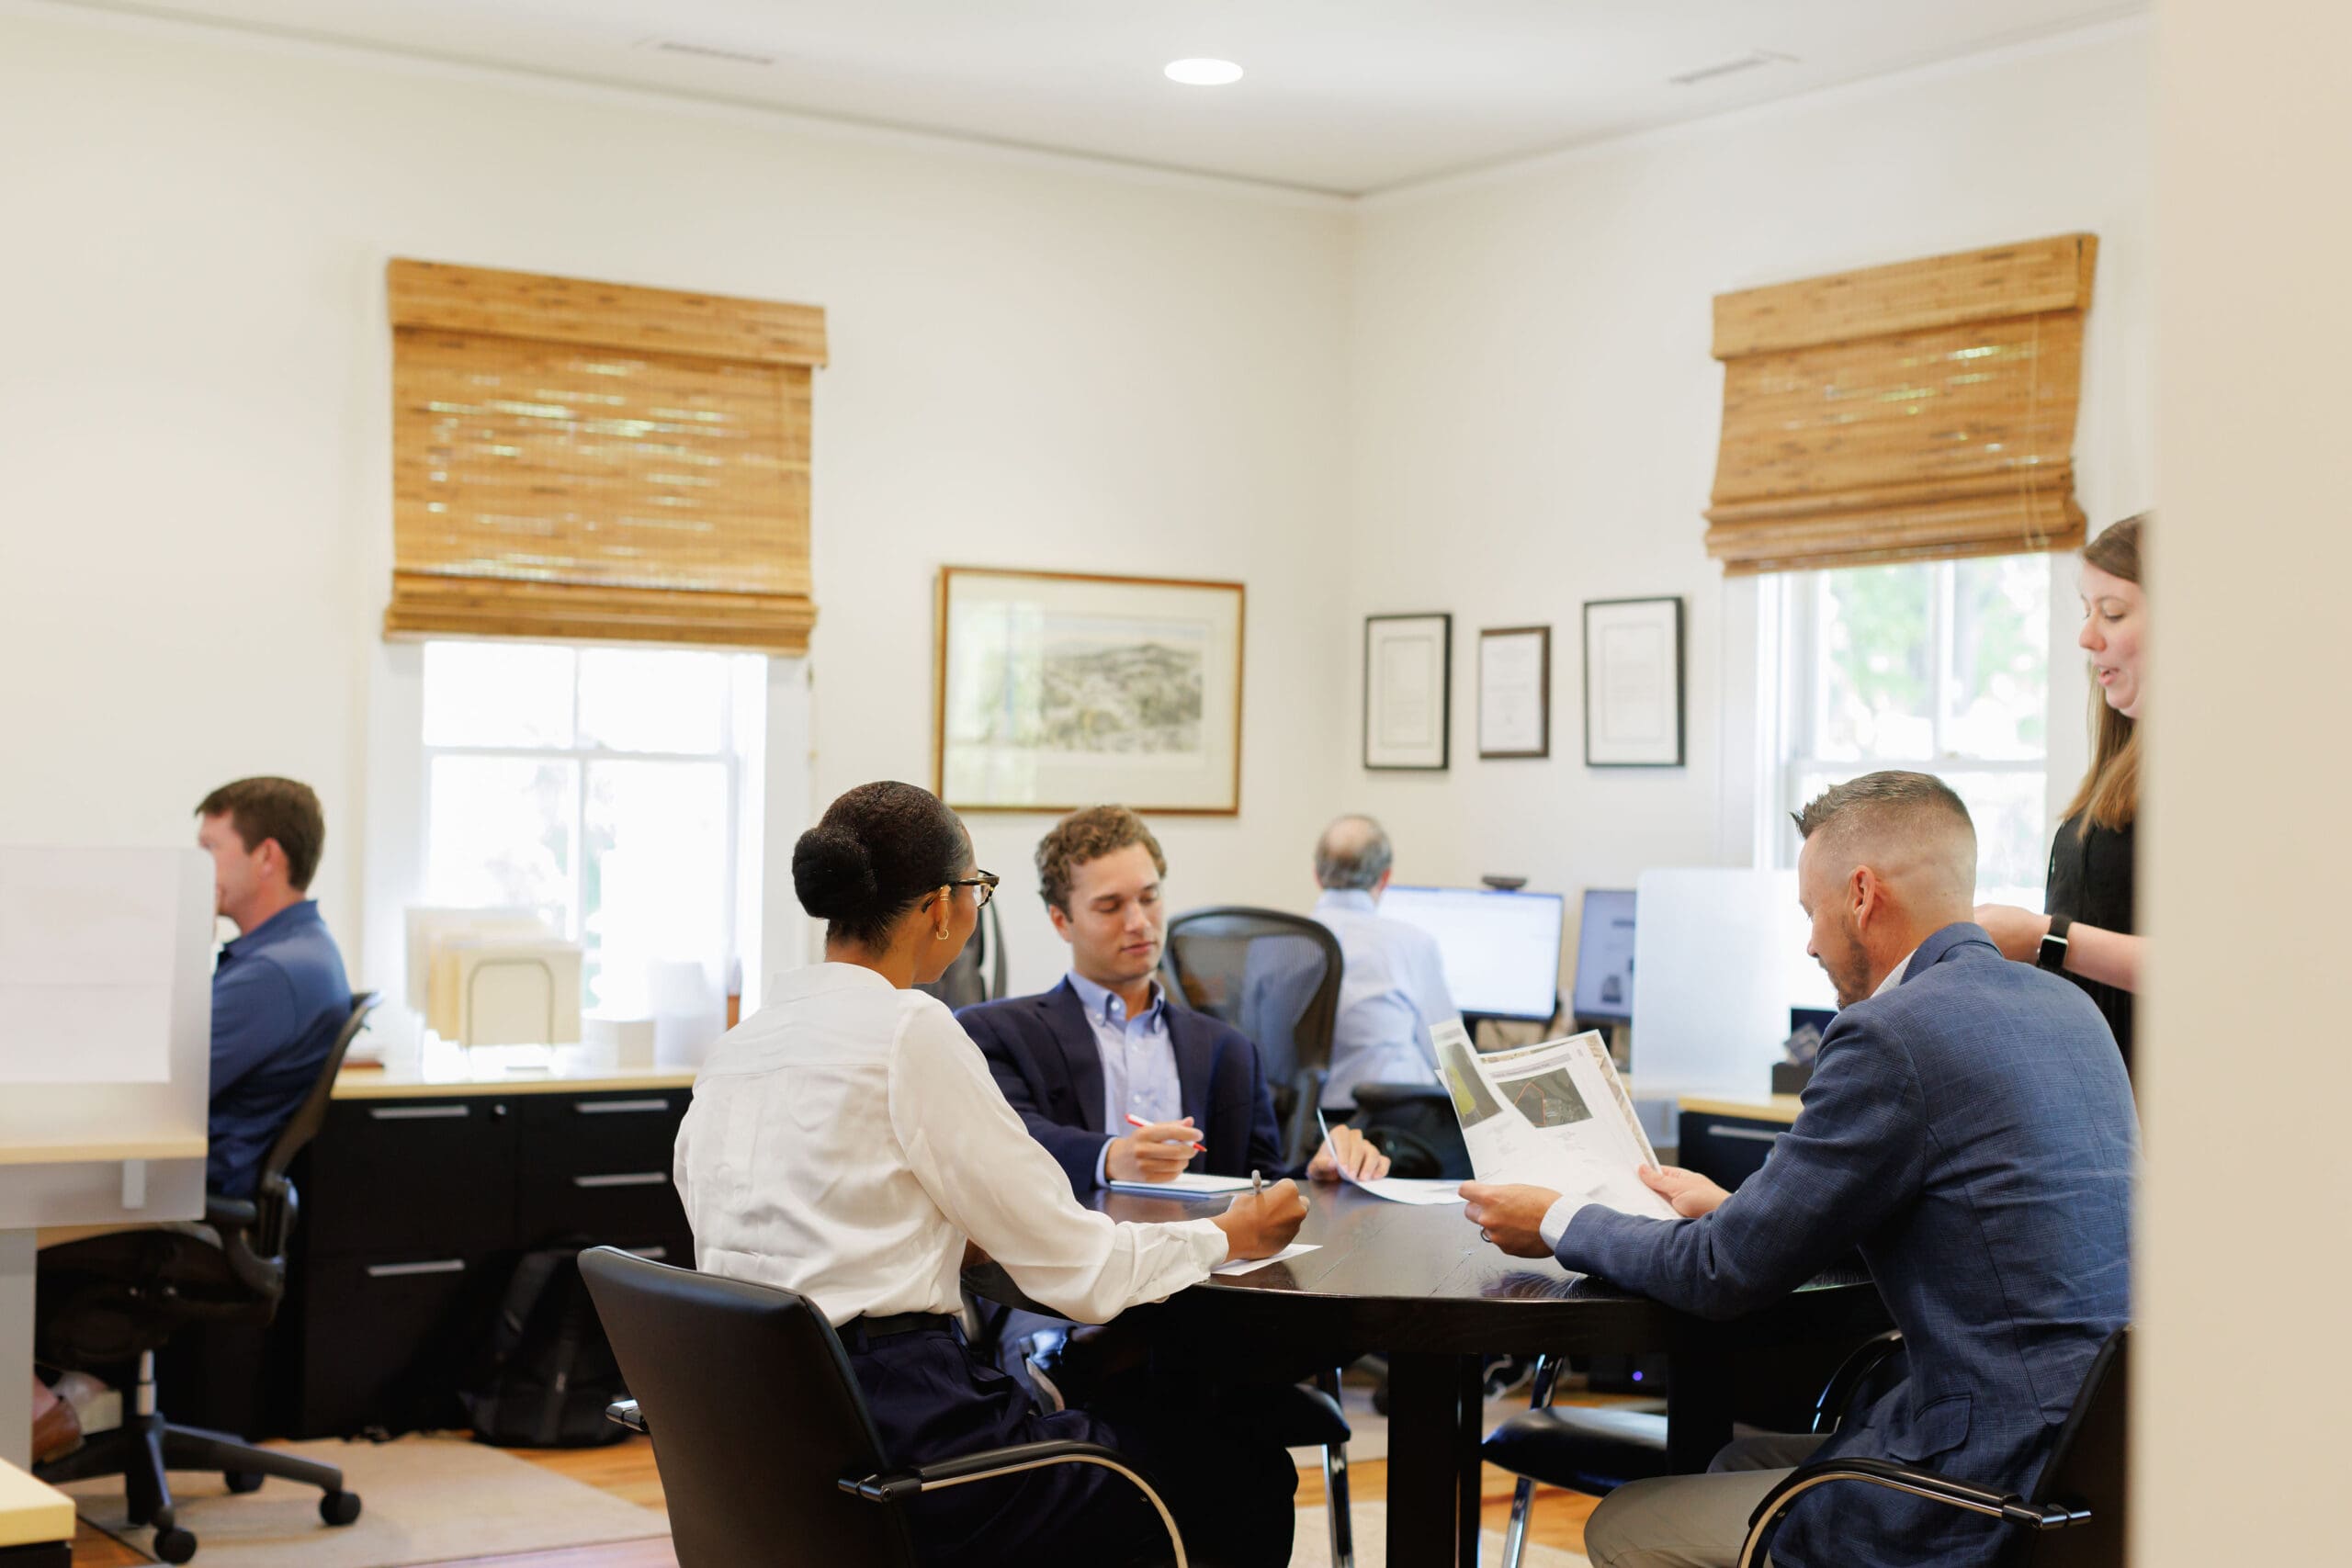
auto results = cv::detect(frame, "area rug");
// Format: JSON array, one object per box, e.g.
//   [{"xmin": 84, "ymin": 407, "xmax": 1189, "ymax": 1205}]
[
  {"xmin": 1291, "ymin": 1504, "xmax": 1589, "ymax": 1566},
  {"xmin": 63, "ymin": 1434, "xmax": 669, "ymax": 1567}
]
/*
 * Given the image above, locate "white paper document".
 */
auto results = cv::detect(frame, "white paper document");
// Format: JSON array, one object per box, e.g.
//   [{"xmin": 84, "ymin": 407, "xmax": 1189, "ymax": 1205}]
[
  {"xmin": 1106, "ymin": 1172, "xmax": 1257, "ymax": 1197},
  {"xmin": 1213, "ymin": 1243, "xmax": 1319, "ymax": 1277},
  {"xmin": 1347, "ymin": 1176, "xmax": 1466, "ymax": 1206},
  {"xmin": 1431, "ymin": 1020, "xmax": 1679, "ymax": 1223}
]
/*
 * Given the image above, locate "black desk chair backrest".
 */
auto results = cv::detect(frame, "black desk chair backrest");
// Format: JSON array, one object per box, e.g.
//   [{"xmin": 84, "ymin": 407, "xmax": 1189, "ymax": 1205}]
[
  {"xmin": 579, "ymin": 1247, "xmax": 916, "ymax": 1567},
  {"xmin": 914, "ymin": 898, "xmax": 1006, "ymax": 1011},
  {"xmin": 1159, "ymin": 907, "xmax": 1343, "ymax": 1169},
  {"xmin": 248, "ymin": 991, "xmax": 380, "ymax": 1261}
]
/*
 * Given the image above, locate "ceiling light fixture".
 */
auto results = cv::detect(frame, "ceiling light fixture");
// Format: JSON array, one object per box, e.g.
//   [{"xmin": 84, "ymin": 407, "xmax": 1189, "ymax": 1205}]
[{"xmin": 1164, "ymin": 58, "xmax": 1244, "ymax": 87}]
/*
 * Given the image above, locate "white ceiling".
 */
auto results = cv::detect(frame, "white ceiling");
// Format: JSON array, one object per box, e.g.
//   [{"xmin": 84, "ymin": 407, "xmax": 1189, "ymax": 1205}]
[{"xmin": 78, "ymin": 0, "xmax": 2147, "ymax": 195}]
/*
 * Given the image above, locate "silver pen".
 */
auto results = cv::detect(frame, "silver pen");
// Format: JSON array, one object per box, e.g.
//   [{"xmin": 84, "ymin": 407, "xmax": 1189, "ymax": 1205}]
[{"xmin": 1251, "ymin": 1168, "xmax": 1263, "ymax": 1201}]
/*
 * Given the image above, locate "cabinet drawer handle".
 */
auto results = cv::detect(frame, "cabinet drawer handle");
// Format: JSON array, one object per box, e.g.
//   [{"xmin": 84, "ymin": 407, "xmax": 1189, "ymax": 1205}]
[
  {"xmin": 368, "ymin": 1105, "xmax": 470, "ymax": 1122},
  {"xmin": 1710, "ymin": 1126, "xmax": 1782, "ymax": 1145},
  {"xmin": 624, "ymin": 1246, "xmax": 670, "ymax": 1261},
  {"xmin": 366, "ymin": 1259, "xmax": 467, "ymax": 1279},
  {"xmin": 576, "ymin": 1099, "xmax": 672, "ymax": 1115},
  {"xmin": 571, "ymin": 1172, "xmax": 671, "ymax": 1189}
]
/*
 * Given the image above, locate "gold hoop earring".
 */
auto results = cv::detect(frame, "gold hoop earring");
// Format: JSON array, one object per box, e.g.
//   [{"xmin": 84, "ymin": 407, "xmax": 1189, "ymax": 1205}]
[{"xmin": 935, "ymin": 927, "xmax": 951, "ymax": 942}]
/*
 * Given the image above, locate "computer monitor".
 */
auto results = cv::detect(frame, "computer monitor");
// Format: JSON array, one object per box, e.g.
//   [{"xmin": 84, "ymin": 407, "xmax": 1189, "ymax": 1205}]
[
  {"xmin": 1376, "ymin": 886, "xmax": 1565, "ymax": 1023},
  {"xmin": 1571, "ymin": 888, "xmax": 1638, "ymax": 1024}
]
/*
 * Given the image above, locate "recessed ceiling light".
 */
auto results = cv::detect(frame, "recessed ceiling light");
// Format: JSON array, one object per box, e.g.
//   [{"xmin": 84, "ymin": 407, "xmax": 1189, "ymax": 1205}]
[{"xmin": 1165, "ymin": 58, "xmax": 1244, "ymax": 87}]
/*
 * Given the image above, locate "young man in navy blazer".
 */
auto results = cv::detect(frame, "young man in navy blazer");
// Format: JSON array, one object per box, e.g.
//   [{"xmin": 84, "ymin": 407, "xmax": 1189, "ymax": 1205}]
[
  {"xmin": 956, "ymin": 805, "xmax": 1384, "ymax": 1407},
  {"xmin": 1462, "ymin": 772, "xmax": 2135, "ymax": 1568}
]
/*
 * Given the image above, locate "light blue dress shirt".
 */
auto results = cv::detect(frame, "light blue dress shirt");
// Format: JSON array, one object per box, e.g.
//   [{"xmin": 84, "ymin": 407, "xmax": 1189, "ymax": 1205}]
[
  {"xmin": 1068, "ymin": 970, "xmax": 1182, "ymax": 1184},
  {"xmin": 1311, "ymin": 888, "xmax": 1460, "ymax": 1109}
]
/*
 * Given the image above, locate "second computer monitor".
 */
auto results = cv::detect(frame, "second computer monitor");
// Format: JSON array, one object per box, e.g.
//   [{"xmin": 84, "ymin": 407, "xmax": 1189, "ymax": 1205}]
[
  {"xmin": 1376, "ymin": 885, "xmax": 1565, "ymax": 1022},
  {"xmin": 1571, "ymin": 887, "xmax": 1638, "ymax": 1024}
]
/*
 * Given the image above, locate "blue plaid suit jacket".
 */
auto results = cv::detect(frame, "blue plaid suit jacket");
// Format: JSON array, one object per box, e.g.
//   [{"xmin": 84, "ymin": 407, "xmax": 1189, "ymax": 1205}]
[{"xmin": 1559, "ymin": 923, "xmax": 2136, "ymax": 1568}]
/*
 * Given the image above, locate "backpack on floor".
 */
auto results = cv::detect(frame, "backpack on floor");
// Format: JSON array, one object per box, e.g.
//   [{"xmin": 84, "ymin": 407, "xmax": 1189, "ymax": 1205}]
[{"xmin": 460, "ymin": 1244, "xmax": 632, "ymax": 1448}]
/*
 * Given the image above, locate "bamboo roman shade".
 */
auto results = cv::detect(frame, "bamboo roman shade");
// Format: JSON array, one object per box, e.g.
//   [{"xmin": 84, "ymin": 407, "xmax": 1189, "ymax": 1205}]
[
  {"xmin": 383, "ymin": 259, "xmax": 827, "ymax": 652},
  {"xmin": 1704, "ymin": 233, "xmax": 2096, "ymax": 575}
]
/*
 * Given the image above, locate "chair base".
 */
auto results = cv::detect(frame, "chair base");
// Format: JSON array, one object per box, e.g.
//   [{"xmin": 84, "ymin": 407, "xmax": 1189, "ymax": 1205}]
[{"xmin": 37, "ymin": 1406, "xmax": 358, "ymax": 1562}]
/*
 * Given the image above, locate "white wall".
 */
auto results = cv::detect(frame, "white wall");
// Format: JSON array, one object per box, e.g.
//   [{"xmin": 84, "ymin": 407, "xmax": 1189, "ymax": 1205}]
[
  {"xmin": 2142, "ymin": 2, "xmax": 2352, "ymax": 1560},
  {"xmin": 1342, "ymin": 22, "xmax": 2156, "ymax": 968},
  {"xmin": 0, "ymin": 2, "xmax": 1352, "ymax": 998}
]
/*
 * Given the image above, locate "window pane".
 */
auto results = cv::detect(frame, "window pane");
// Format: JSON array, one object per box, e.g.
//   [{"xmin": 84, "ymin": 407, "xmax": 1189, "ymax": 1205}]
[
  {"xmin": 1815, "ymin": 565, "xmax": 1935, "ymax": 761},
  {"xmin": 423, "ymin": 642, "xmax": 575, "ymax": 748},
  {"xmin": 427, "ymin": 756, "xmax": 576, "ymax": 916},
  {"xmin": 1945, "ymin": 557, "xmax": 2050, "ymax": 760},
  {"xmin": 582, "ymin": 760, "xmax": 730, "ymax": 1013},
  {"xmin": 577, "ymin": 648, "xmax": 732, "ymax": 754}
]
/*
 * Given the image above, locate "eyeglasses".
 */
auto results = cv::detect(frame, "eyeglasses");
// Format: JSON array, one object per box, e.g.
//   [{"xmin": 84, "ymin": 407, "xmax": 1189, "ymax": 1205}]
[{"xmin": 927, "ymin": 871, "xmax": 999, "ymax": 910}]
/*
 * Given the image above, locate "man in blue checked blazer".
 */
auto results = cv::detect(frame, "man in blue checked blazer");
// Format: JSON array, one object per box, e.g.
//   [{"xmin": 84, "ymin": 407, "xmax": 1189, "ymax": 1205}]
[{"xmin": 1463, "ymin": 772, "xmax": 2136, "ymax": 1568}]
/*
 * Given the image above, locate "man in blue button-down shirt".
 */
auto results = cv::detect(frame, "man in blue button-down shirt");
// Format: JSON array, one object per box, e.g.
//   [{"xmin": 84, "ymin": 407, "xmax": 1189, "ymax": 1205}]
[{"xmin": 193, "ymin": 777, "xmax": 352, "ymax": 1197}]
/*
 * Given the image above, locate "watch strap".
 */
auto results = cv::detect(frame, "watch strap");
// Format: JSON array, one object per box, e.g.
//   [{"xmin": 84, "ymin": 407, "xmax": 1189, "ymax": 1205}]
[{"xmin": 2037, "ymin": 915, "xmax": 2075, "ymax": 972}]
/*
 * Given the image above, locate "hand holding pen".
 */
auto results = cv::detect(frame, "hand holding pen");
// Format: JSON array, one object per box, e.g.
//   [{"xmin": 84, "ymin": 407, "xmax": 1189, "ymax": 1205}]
[{"xmin": 1105, "ymin": 1114, "xmax": 1206, "ymax": 1184}]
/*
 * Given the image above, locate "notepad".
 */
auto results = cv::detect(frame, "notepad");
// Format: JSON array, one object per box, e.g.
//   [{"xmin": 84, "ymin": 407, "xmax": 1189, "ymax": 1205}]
[
  {"xmin": 1212, "ymin": 1243, "xmax": 1319, "ymax": 1277},
  {"xmin": 1105, "ymin": 1172, "xmax": 1257, "ymax": 1197}
]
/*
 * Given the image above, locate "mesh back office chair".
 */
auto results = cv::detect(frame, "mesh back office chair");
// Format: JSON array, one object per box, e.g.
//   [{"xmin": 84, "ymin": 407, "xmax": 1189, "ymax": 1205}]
[
  {"xmin": 579, "ymin": 1247, "xmax": 1191, "ymax": 1567},
  {"xmin": 1159, "ymin": 907, "xmax": 1342, "ymax": 1173},
  {"xmin": 37, "ymin": 993, "xmax": 380, "ymax": 1564},
  {"xmin": 1156, "ymin": 907, "xmax": 1360, "ymax": 1566},
  {"xmin": 1740, "ymin": 1325, "xmax": 2127, "ymax": 1568},
  {"xmin": 914, "ymin": 898, "xmax": 1006, "ymax": 1012}
]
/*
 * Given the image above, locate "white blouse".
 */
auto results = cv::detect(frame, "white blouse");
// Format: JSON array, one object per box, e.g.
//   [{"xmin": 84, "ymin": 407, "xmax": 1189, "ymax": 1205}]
[{"xmin": 674, "ymin": 963, "xmax": 1230, "ymax": 1325}]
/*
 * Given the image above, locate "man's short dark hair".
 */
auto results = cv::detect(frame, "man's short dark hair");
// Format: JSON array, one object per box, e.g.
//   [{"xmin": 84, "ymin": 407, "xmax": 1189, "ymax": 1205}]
[
  {"xmin": 1035, "ymin": 806, "xmax": 1166, "ymax": 913},
  {"xmin": 198, "ymin": 777, "xmax": 327, "ymax": 891},
  {"xmin": 1315, "ymin": 815, "xmax": 1393, "ymax": 891},
  {"xmin": 1792, "ymin": 771, "xmax": 1973, "ymax": 848}
]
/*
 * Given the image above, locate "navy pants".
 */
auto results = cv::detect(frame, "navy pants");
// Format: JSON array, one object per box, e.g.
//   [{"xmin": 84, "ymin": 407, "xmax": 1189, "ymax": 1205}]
[{"xmin": 849, "ymin": 1321, "xmax": 1295, "ymax": 1568}]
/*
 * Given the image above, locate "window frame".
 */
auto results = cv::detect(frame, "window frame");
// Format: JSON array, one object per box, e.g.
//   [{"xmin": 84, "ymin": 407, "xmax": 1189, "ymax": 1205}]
[
  {"xmin": 1764, "ymin": 558, "xmax": 2050, "ymax": 897},
  {"xmin": 417, "ymin": 639, "xmax": 763, "ymax": 1010}
]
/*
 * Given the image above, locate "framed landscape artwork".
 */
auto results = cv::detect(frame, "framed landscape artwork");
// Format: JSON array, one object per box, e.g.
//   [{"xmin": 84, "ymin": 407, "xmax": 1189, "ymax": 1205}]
[{"xmin": 933, "ymin": 567, "xmax": 1246, "ymax": 815}]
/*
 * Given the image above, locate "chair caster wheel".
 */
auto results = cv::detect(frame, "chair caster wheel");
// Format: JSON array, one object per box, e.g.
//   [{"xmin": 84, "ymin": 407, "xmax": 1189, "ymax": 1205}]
[
  {"xmin": 154, "ymin": 1525, "xmax": 199, "ymax": 1562},
  {"xmin": 225, "ymin": 1471, "xmax": 265, "ymax": 1494},
  {"xmin": 321, "ymin": 1489, "xmax": 363, "ymax": 1527}
]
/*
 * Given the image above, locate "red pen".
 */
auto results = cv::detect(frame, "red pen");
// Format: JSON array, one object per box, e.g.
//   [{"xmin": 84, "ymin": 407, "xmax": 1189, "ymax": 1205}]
[{"xmin": 1124, "ymin": 1113, "xmax": 1207, "ymax": 1154}]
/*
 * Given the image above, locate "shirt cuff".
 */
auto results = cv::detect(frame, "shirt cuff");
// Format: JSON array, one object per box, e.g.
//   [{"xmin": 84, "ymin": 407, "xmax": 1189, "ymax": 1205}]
[
  {"xmin": 1093, "ymin": 1139, "xmax": 1114, "ymax": 1188},
  {"xmin": 1538, "ymin": 1196, "xmax": 1586, "ymax": 1254}
]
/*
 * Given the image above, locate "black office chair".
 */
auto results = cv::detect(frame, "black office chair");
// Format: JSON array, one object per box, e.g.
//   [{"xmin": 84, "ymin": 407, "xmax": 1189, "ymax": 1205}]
[
  {"xmin": 35, "ymin": 992, "xmax": 379, "ymax": 1564},
  {"xmin": 578, "ymin": 1247, "xmax": 1192, "ymax": 1567},
  {"xmin": 1159, "ymin": 906, "xmax": 1342, "ymax": 1172},
  {"xmin": 1155, "ymin": 907, "xmax": 1359, "ymax": 1566},
  {"xmin": 1486, "ymin": 1330, "xmax": 1907, "ymax": 1568},
  {"xmin": 1740, "ymin": 1326, "xmax": 2126, "ymax": 1568},
  {"xmin": 915, "ymin": 897, "xmax": 1006, "ymax": 1011}
]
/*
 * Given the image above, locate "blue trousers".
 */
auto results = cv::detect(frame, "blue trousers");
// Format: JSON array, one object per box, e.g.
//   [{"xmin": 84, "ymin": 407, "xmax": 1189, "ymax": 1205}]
[{"xmin": 848, "ymin": 1321, "xmax": 1295, "ymax": 1568}]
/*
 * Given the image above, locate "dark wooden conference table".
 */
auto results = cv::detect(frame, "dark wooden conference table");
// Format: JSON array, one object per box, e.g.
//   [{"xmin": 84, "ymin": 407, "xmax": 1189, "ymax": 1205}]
[{"xmin": 969, "ymin": 1182, "xmax": 1886, "ymax": 1568}]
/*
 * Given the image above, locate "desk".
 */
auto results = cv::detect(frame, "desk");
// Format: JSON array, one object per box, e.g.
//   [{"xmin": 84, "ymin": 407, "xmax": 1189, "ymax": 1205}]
[
  {"xmin": 0, "ymin": 1458, "xmax": 74, "ymax": 1568},
  {"xmin": 2, "ymin": 1134, "xmax": 209, "ymax": 1472},
  {"xmin": 227, "ymin": 1046, "xmax": 697, "ymax": 1438},
  {"xmin": 968, "ymin": 1184, "xmax": 1884, "ymax": 1568}
]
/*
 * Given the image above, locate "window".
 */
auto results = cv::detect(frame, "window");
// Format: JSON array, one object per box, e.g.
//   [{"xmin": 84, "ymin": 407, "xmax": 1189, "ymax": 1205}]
[
  {"xmin": 421, "ymin": 641, "xmax": 767, "ymax": 1015},
  {"xmin": 1765, "ymin": 556, "xmax": 2050, "ymax": 908}
]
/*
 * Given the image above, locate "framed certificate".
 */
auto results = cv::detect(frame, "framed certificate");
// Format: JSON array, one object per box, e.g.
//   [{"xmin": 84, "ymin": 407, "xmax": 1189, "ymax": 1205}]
[
  {"xmin": 1477, "ymin": 626, "xmax": 1552, "ymax": 760},
  {"xmin": 1583, "ymin": 597, "xmax": 1684, "ymax": 767},
  {"xmin": 1363, "ymin": 614, "xmax": 1452, "ymax": 771}
]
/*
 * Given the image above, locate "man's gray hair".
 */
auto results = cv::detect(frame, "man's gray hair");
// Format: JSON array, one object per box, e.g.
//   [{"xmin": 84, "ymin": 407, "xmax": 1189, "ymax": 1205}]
[
  {"xmin": 1316, "ymin": 815, "xmax": 1394, "ymax": 891},
  {"xmin": 1792, "ymin": 771, "xmax": 1976, "ymax": 872}
]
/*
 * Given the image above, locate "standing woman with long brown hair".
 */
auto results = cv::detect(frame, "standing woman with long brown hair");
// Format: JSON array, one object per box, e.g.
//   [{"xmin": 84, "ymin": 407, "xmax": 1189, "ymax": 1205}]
[{"xmin": 1975, "ymin": 514, "xmax": 2147, "ymax": 1070}]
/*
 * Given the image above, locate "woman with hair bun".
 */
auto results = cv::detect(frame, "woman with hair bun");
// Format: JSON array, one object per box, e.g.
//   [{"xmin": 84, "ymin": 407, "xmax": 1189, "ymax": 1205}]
[
  {"xmin": 675, "ymin": 780, "xmax": 1307, "ymax": 1567},
  {"xmin": 1976, "ymin": 514, "xmax": 2148, "ymax": 1071}
]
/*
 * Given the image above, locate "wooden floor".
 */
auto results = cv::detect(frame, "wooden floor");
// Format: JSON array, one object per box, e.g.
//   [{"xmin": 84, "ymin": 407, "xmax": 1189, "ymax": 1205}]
[{"xmin": 70, "ymin": 1416, "xmax": 1605, "ymax": 1565}]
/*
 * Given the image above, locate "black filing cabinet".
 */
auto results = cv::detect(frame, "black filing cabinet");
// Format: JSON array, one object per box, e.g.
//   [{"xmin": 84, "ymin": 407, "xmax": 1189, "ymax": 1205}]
[
  {"xmin": 272, "ymin": 1083, "xmax": 693, "ymax": 1438},
  {"xmin": 1677, "ymin": 1107, "xmax": 1790, "ymax": 1191}
]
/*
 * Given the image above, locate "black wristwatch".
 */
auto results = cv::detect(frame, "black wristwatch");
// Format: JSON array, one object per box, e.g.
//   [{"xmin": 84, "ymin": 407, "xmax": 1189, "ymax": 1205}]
[{"xmin": 2037, "ymin": 915, "xmax": 2074, "ymax": 973}]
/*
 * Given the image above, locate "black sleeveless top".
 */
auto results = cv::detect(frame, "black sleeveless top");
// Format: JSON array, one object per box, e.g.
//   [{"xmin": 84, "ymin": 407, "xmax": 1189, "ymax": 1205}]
[{"xmin": 2046, "ymin": 811, "xmax": 2135, "ymax": 1074}]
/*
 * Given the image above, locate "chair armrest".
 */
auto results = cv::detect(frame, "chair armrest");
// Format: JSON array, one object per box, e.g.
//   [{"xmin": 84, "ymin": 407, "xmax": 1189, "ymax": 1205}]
[
  {"xmin": 1809, "ymin": 1329, "xmax": 1905, "ymax": 1434},
  {"xmin": 843, "ymin": 1440, "xmax": 1188, "ymax": 1567},
  {"xmin": 605, "ymin": 1399, "xmax": 645, "ymax": 1435},
  {"xmin": 204, "ymin": 1195, "xmax": 260, "ymax": 1230},
  {"xmin": 1738, "ymin": 1456, "xmax": 2091, "ymax": 1568}
]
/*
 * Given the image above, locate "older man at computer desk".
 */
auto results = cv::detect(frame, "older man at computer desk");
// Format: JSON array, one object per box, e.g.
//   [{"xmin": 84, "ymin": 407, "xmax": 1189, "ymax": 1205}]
[{"xmin": 1461, "ymin": 772, "xmax": 2134, "ymax": 1568}]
